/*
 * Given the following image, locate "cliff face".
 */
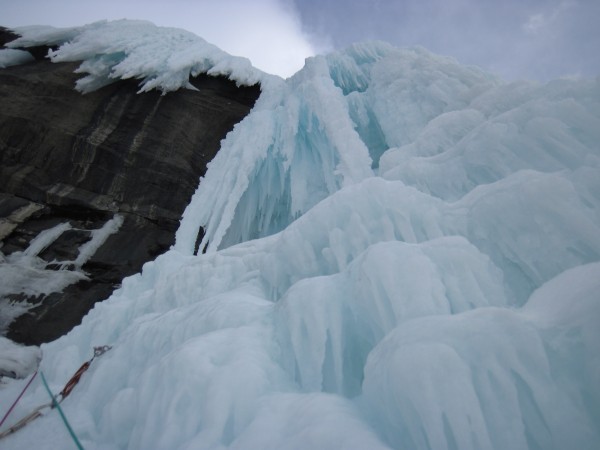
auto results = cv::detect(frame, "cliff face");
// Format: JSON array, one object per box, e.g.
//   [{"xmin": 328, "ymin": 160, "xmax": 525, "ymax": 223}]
[{"xmin": 0, "ymin": 28, "xmax": 260, "ymax": 345}]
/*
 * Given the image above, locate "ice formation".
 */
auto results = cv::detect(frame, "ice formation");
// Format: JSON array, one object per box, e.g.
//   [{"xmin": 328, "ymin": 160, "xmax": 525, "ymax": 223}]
[
  {"xmin": 0, "ymin": 49, "xmax": 34, "ymax": 68},
  {"xmin": 0, "ymin": 338, "xmax": 41, "ymax": 379},
  {"xmin": 1, "ymin": 21, "xmax": 599, "ymax": 450},
  {"xmin": 0, "ymin": 215, "xmax": 124, "ymax": 335},
  {"xmin": 0, "ymin": 215, "xmax": 124, "ymax": 292},
  {"xmin": 6, "ymin": 20, "xmax": 271, "ymax": 93}
]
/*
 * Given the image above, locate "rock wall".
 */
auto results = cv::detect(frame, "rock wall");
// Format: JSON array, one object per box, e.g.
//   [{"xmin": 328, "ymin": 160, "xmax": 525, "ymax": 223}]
[{"xmin": 0, "ymin": 28, "xmax": 260, "ymax": 345}]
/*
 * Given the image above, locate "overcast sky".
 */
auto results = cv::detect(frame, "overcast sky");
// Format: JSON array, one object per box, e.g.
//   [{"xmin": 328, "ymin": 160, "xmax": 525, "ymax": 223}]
[{"xmin": 1, "ymin": 0, "xmax": 598, "ymax": 81}]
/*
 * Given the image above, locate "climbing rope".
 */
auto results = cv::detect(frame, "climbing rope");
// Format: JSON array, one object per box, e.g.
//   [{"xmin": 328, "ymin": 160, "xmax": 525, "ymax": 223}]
[
  {"xmin": 0, "ymin": 370, "xmax": 38, "ymax": 429},
  {"xmin": 40, "ymin": 371, "xmax": 84, "ymax": 450},
  {"xmin": 0, "ymin": 345, "xmax": 112, "ymax": 441},
  {"xmin": 0, "ymin": 401, "xmax": 53, "ymax": 438}
]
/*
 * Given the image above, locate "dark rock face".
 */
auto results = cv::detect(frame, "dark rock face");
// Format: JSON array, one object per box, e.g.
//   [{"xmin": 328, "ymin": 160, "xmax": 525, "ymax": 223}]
[{"xmin": 0, "ymin": 29, "xmax": 260, "ymax": 345}]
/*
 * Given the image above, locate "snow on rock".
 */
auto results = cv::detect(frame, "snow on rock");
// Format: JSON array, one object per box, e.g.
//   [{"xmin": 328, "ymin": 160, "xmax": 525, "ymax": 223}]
[
  {"xmin": 1, "ymin": 24, "xmax": 599, "ymax": 450},
  {"xmin": 0, "ymin": 215, "xmax": 124, "ymax": 300},
  {"xmin": 0, "ymin": 215, "xmax": 124, "ymax": 340},
  {"xmin": 0, "ymin": 222, "xmax": 87, "ymax": 301}
]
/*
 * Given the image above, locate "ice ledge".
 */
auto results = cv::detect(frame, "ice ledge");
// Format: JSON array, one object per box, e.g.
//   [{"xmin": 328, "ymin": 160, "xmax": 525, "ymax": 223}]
[{"xmin": 6, "ymin": 20, "xmax": 277, "ymax": 94}]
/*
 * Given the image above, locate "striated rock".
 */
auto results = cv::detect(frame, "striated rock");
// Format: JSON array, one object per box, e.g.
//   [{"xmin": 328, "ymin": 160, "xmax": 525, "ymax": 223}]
[{"xmin": 0, "ymin": 28, "xmax": 261, "ymax": 345}]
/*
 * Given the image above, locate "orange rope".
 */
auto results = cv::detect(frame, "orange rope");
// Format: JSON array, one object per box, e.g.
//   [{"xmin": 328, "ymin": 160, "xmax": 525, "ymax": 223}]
[{"xmin": 59, "ymin": 361, "xmax": 91, "ymax": 400}]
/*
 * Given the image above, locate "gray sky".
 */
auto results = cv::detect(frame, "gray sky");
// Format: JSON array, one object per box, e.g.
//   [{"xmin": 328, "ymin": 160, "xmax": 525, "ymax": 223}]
[
  {"xmin": 292, "ymin": 0, "xmax": 600, "ymax": 81},
  {"xmin": 1, "ymin": 0, "xmax": 599, "ymax": 80}
]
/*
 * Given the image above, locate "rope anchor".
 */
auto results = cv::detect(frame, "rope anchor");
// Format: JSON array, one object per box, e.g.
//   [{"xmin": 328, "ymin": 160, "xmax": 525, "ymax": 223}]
[
  {"xmin": 94, "ymin": 345, "xmax": 112, "ymax": 357},
  {"xmin": 0, "ymin": 345, "xmax": 112, "ymax": 440}
]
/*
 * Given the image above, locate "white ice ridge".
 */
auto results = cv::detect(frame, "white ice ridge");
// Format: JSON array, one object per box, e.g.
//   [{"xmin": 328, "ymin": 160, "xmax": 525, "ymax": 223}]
[
  {"xmin": 1, "ymin": 32, "xmax": 599, "ymax": 450},
  {"xmin": 7, "ymin": 20, "xmax": 272, "ymax": 93},
  {"xmin": 72, "ymin": 214, "xmax": 124, "ymax": 269}
]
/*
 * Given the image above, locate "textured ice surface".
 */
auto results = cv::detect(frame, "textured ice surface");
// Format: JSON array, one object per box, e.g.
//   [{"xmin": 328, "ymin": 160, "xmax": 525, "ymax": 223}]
[{"xmin": 1, "ymin": 26, "xmax": 599, "ymax": 450}]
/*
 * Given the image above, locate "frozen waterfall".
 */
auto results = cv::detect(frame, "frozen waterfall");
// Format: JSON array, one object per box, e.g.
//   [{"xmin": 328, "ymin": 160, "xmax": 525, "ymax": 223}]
[{"xmin": 1, "ymin": 21, "xmax": 599, "ymax": 450}]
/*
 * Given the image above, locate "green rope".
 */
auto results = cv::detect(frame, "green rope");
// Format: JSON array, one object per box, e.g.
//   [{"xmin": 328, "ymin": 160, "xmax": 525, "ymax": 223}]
[{"xmin": 40, "ymin": 371, "xmax": 84, "ymax": 450}]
